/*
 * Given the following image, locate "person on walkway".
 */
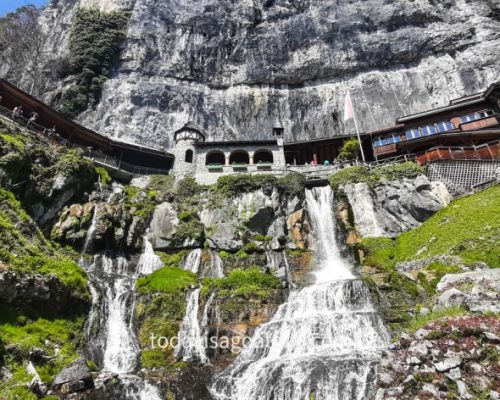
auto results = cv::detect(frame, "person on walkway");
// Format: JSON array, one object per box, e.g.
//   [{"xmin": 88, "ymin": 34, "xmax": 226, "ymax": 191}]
[
  {"xmin": 27, "ymin": 112, "xmax": 39, "ymax": 128},
  {"xmin": 324, "ymin": 160, "xmax": 330, "ymax": 166},
  {"xmin": 12, "ymin": 106, "xmax": 23, "ymax": 120}
]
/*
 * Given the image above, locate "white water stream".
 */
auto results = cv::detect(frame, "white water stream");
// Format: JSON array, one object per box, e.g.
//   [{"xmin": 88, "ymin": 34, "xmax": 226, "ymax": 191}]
[
  {"xmin": 83, "ymin": 229, "xmax": 163, "ymax": 399},
  {"xmin": 211, "ymin": 186, "xmax": 389, "ymax": 400}
]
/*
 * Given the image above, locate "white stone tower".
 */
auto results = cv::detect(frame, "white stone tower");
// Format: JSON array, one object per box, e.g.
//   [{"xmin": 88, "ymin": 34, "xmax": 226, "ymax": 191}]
[{"xmin": 172, "ymin": 121, "xmax": 206, "ymax": 179}]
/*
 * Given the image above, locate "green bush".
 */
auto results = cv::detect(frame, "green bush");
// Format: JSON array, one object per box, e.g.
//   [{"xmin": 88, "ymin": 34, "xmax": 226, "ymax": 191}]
[
  {"xmin": 329, "ymin": 162, "xmax": 425, "ymax": 190},
  {"xmin": 276, "ymin": 173, "xmax": 305, "ymax": 195},
  {"xmin": 136, "ymin": 267, "xmax": 197, "ymax": 294},
  {"xmin": 171, "ymin": 219, "xmax": 205, "ymax": 246},
  {"xmin": 176, "ymin": 177, "xmax": 201, "ymax": 198},
  {"xmin": 203, "ymin": 267, "xmax": 281, "ymax": 299},
  {"xmin": 216, "ymin": 173, "xmax": 305, "ymax": 197},
  {"xmin": 157, "ymin": 250, "xmax": 189, "ymax": 268},
  {"xmin": 140, "ymin": 349, "xmax": 170, "ymax": 369},
  {"xmin": 95, "ymin": 167, "xmax": 112, "ymax": 185}
]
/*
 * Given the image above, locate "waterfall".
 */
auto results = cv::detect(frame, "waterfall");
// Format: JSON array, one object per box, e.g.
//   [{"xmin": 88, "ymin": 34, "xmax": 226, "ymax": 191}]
[
  {"xmin": 137, "ymin": 233, "xmax": 163, "ymax": 275},
  {"xmin": 81, "ymin": 205, "xmax": 99, "ymax": 255},
  {"xmin": 207, "ymin": 251, "xmax": 224, "ymax": 278},
  {"xmin": 84, "ymin": 252, "xmax": 162, "ymax": 399},
  {"xmin": 182, "ymin": 249, "xmax": 202, "ymax": 274},
  {"xmin": 101, "ymin": 256, "xmax": 139, "ymax": 373},
  {"xmin": 175, "ymin": 288, "xmax": 209, "ymax": 364},
  {"xmin": 211, "ymin": 186, "xmax": 389, "ymax": 400}
]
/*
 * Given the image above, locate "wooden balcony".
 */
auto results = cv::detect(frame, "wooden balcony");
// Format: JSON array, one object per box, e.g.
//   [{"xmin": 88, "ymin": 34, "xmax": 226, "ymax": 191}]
[{"xmin": 373, "ymin": 143, "xmax": 397, "ymax": 156}]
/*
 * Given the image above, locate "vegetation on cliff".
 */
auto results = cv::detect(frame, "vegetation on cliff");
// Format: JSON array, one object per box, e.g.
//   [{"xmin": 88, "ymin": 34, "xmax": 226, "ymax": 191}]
[
  {"xmin": 361, "ymin": 184, "xmax": 500, "ymax": 269},
  {"xmin": 59, "ymin": 7, "xmax": 130, "ymax": 117},
  {"xmin": 328, "ymin": 162, "xmax": 424, "ymax": 190}
]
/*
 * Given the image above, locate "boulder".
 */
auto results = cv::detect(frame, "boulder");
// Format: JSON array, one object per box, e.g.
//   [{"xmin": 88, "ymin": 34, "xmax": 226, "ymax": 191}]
[
  {"xmin": 149, "ymin": 202, "xmax": 180, "ymax": 249},
  {"xmin": 52, "ymin": 358, "xmax": 93, "ymax": 393},
  {"xmin": 434, "ymin": 356, "xmax": 462, "ymax": 372},
  {"xmin": 435, "ymin": 288, "xmax": 466, "ymax": 310},
  {"xmin": 436, "ymin": 269, "xmax": 500, "ymax": 313}
]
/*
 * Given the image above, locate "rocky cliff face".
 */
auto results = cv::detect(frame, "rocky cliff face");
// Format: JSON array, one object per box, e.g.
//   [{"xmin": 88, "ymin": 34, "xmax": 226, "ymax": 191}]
[{"xmin": 38, "ymin": 0, "xmax": 500, "ymax": 148}]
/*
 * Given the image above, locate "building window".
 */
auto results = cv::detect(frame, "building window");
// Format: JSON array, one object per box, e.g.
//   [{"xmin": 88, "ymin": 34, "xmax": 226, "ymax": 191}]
[
  {"xmin": 421, "ymin": 125, "xmax": 438, "ymax": 136},
  {"xmin": 437, "ymin": 121, "xmax": 454, "ymax": 133},
  {"xmin": 460, "ymin": 113, "xmax": 479, "ymax": 123},
  {"xmin": 254, "ymin": 149, "xmax": 274, "ymax": 164},
  {"xmin": 206, "ymin": 150, "xmax": 225, "ymax": 165},
  {"xmin": 478, "ymin": 109, "xmax": 494, "ymax": 118},
  {"xmin": 229, "ymin": 150, "xmax": 250, "ymax": 165},
  {"xmin": 406, "ymin": 129, "xmax": 420, "ymax": 140},
  {"xmin": 185, "ymin": 149, "xmax": 193, "ymax": 163}
]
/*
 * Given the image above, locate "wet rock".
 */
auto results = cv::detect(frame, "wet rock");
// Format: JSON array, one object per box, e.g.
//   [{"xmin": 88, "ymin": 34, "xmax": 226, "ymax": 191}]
[{"xmin": 287, "ymin": 208, "xmax": 310, "ymax": 249}]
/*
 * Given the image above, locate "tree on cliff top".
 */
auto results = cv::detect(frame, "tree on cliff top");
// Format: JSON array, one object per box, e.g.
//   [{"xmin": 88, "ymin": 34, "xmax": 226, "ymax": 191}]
[{"xmin": 0, "ymin": 5, "xmax": 48, "ymax": 96}]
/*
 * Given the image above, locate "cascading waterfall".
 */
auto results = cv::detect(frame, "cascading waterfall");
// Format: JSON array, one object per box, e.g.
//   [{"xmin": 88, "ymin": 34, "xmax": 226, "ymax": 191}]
[
  {"xmin": 182, "ymin": 249, "xmax": 202, "ymax": 274},
  {"xmin": 137, "ymin": 233, "xmax": 163, "ymax": 275},
  {"xmin": 175, "ymin": 288, "xmax": 210, "ymax": 364},
  {"xmin": 81, "ymin": 205, "xmax": 99, "ymax": 256},
  {"xmin": 82, "ymin": 222, "xmax": 163, "ymax": 399},
  {"xmin": 211, "ymin": 186, "xmax": 389, "ymax": 400}
]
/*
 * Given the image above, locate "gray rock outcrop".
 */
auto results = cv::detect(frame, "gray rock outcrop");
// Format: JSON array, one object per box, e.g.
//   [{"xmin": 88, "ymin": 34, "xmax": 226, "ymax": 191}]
[
  {"xmin": 52, "ymin": 358, "xmax": 94, "ymax": 394},
  {"xmin": 27, "ymin": 0, "xmax": 500, "ymax": 148},
  {"xmin": 342, "ymin": 176, "xmax": 450, "ymax": 237},
  {"xmin": 435, "ymin": 269, "xmax": 500, "ymax": 313}
]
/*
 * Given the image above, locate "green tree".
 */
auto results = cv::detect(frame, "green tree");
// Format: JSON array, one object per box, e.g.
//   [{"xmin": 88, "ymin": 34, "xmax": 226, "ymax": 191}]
[{"xmin": 337, "ymin": 138, "xmax": 360, "ymax": 161}]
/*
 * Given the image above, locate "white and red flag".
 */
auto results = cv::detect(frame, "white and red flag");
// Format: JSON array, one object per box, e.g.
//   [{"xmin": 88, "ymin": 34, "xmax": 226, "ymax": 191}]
[{"xmin": 344, "ymin": 91, "xmax": 354, "ymax": 122}]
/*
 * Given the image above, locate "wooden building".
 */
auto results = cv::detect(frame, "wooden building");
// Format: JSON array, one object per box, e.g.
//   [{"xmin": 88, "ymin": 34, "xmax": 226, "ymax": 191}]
[
  {"xmin": 368, "ymin": 82, "xmax": 500, "ymax": 164},
  {"xmin": 0, "ymin": 79, "xmax": 174, "ymax": 172}
]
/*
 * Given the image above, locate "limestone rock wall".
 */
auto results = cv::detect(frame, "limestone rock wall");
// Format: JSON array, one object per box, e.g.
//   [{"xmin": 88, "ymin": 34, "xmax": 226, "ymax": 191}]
[
  {"xmin": 341, "ymin": 175, "xmax": 451, "ymax": 238},
  {"xmin": 36, "ymin": 0, "xmax": 500, "ymax": 148}
]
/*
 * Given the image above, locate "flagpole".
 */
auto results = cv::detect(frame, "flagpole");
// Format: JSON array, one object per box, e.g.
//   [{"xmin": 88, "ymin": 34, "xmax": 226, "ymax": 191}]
[{"xmin": 350, "ymin": 93, "xmax": 366, "ymax": 163}]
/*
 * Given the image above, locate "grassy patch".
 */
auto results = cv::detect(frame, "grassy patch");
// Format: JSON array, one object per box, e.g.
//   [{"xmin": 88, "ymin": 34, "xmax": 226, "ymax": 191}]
[
  {"xmin": 0, "ymin": 188, "xmax": 88, "ymax": 297},
  {"xmin": 202, "ymin": 267, "xmax": 281, "ymax": 299},
  {"xmin": 361, "ymin": 185, "xmax": 500, "ymax": 267},
  {"xmin": 0, "ymin": 132, "xmax": 26, "ymax": 151},
  {"xmin": 405, "ymin": 307, "xmax": 469, "ymax": 333},
  {"xmin": 136, "ymin": 267, "xmax": 197, "ymax": 295},
  {"xmin": 0, "ymin": 305, "xmax": 85, "ymax": 390},
  {"xmin": 156, "ymin": 250, "xmax": 189, "ymax": 268},
  {"xmin": 329, "ymin": 162, "xmax": 424, "ymax": 190}
]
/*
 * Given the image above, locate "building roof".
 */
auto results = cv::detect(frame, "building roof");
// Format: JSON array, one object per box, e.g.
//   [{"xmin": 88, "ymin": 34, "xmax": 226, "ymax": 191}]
[
  {"xmin": 174, "ymin": 121, "xmax": 206, "ymax": 140},
  {"xmin": 195, "ymin": 139, "xmax": 277, "ymax": 147},
  {"xmin": 367, "ymin": 124, "xmax": 405, "ymax": 137},
  {"xmin": 397, "ymin": 81, "xmax": 500, "ymax": 124}
]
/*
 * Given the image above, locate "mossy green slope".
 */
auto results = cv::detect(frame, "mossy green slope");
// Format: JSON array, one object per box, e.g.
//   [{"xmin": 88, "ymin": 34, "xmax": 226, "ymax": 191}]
[{"xmin": 361, "ymin": 184, "xmax": 500, "ymax": 268}]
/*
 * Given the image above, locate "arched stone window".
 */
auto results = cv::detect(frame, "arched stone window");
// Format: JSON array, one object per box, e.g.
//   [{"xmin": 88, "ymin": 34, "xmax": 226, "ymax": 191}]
[
  {"xmin": 254, "ymin": 149, "xmax": 274, "ymax": 164},
  {"xmin": 229, "ymin": 150, "xmax": 250, "ymax": 165},
  {"xmin": 185, "ymin": 149, "xmax": 193, "ymax": 163},
  {"xmin": 206, "ymin": 150, "xmax": 225, "ymax": 165}
]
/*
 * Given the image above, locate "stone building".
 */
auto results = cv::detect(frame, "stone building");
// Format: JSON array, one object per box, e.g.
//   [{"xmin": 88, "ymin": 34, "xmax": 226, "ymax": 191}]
[{"xmin": 172, "ymin": 122, "xmax": 287, "ymax": 184}]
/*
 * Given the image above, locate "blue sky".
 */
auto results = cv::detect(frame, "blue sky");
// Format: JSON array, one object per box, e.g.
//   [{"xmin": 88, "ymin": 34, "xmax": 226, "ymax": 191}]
[{"xmin": 0, "ymin": 0, "xmax": 47, "ymax": 17}]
